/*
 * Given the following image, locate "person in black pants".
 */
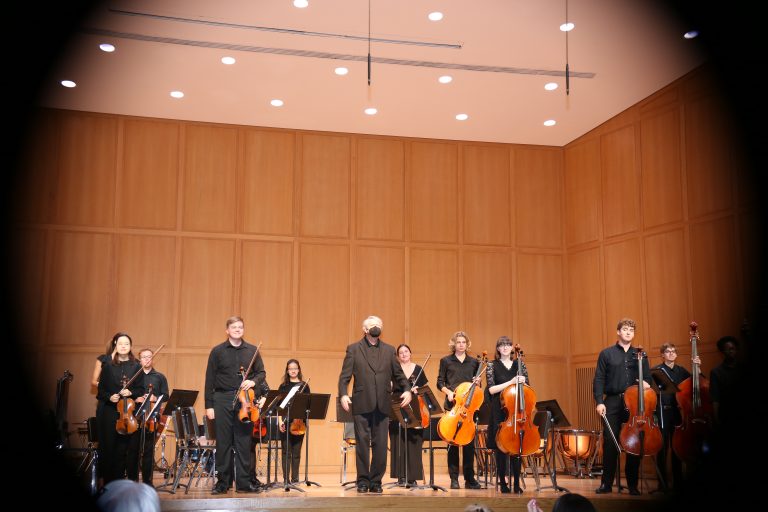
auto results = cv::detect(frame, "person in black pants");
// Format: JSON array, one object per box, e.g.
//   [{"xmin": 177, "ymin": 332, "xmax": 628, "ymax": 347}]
[
  {"xmin": 92, "ymin": 334, "xmax": 119, "ymax": 488},
  {"xmin": 248, "ymin": 380, "xmax": 269, "ymax": 487},
  {"xmin": 389, "ymin": 344, "xmax": 427, "ymax": 485},
  {"xmin": 593, "ymin": 318, "xmax": 651, "ymax": 496},
  {"xmin": 436, "ymin": 330, "xmax": 482, "ymax": 490},
  {"xmin": 204, "ymin": 316, "xmax": 266, "ymax": 495},
  {"xmin": 131, "ymin": 347, "xmax": 169, "ymax": 486},
  {"xmin": 278, "ymin": 359, "xmax": 310, "ymax": 483}
]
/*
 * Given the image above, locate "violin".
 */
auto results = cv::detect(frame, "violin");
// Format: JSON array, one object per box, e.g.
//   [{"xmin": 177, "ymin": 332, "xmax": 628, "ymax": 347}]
[
  {"xmin": 437, "ymin": 351, "xmax": 488, "ymax": 446},
  {"xmin": 619, "ymin": 345, "xmax": 663, "ymax": 456},
  {"xmin": 496, "ymin": 344, "xmax": 540, "ymax": 456},
  {"xmin": 140, "ymin": 384, "xmax": 156, "ymax": 431},
  {"xmin": 116, "ymin": 375, "xmax": 139, "ymax": 435},
  {"xmin": 410, "ymin": 354, "xmax": 431, "ymax": 429},
  {"xmin": 235, "ymin": 343, "xmax": 263, "ymax": 424},
  {"xmin": 252, "ymin": 417, "xmax": 268, "ymax": 438},
  {"xmin": 289, "ymin": 419, "xmax": 307, "ymax": 435},
  {"xmin": 672, "ymin": 321, "xmax": 713, "ymax": 463}
]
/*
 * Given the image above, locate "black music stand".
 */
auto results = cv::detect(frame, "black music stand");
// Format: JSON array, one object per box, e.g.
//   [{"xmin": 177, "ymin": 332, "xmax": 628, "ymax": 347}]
[
  {"xmin": 384, "ymin": 394, "xmax": 419, "ymax": 489},
  {"xmin": 335, "ymin": 398, "xmax": 357, "ymax": 489},
  {"xmin": 418, "ymin": 386, "xmax": 446, "ymax": 492},
  {"xmin": 277, "ymin": 390, "xmax": 307, "ymax": 493},
  {"xmin": 296, "ymin": 392, "xmax": 330, "ymax": 487},
  {"xmin": 156, "ymin": 389, "xmax": 199, "ymax": 494},
  {"xmin": 135, "ymin": 392, "xmax": 165, "ymax": 484},
  {"xmin": 260, "ymin": 391, "xmax": 287, "ymax": 492},
  {"xmin": 535, "ymin": 399, "xmax": 569, "ymax": 493}
]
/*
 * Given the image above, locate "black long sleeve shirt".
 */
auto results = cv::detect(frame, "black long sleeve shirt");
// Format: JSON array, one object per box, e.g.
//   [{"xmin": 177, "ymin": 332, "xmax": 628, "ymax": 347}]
[
  {"xmin": 437, "ymin": 353, "xmax": 480, "ymax": 408},
  {"xmin": 204, "ymin": 340, "xmax": 266, "ymax": 409},
  {"xmin": 593, "ymin": 343, "xmax": 652, "ymax": 405}
]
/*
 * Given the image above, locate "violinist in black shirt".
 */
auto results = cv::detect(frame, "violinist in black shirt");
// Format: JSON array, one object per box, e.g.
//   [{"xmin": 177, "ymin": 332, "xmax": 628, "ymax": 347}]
[{"xmin": 132, "ymin": 347, "xmax": 169, "ymax": 486}]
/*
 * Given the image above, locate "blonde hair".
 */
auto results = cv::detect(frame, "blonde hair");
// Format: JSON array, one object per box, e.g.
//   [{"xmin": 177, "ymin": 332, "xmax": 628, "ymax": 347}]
[{"xmin": 449, "ymin": 331, "xmax": 471, "ymax": 353}]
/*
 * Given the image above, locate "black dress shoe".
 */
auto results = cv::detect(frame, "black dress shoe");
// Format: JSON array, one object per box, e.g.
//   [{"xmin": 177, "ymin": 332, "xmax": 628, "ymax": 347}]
[
  {"xmin": 211, "ymin": 486, "xmax": 228, "ymax": 495},
  {"xmin": 595, "ymin": 485, "xmax": 612, "ymax": 494},
  {"xmin": 629, "ymin": 488, "xmax": 641, "ymax": 496},
  {"xmin": 369, "ymin": 483, "xmax": 383, "ymax": 493},
  {"xmin": 236, "ymin": 483, "xmax": 262, "ymax": 493},
  {"xmin": 466, "ymin": 480, "xmax": 482, "ymax": 489},
  {"xmin": 356, "ymin": 483, "xmax": 369, "ymax": 493},
  {"xmin": 450, "ymin": 479, "xmax": 460, "ymax": 489},
  {"xmin": 500, "ymin": 482, "xmax": 511, "ymax": 494},
  {"xmin": 513, "ymin": 485, "xmax": 523, "ymax": 494},
  {"xmin": 407, "ymin": 480, "xmax": 417, "ymax": 485}
]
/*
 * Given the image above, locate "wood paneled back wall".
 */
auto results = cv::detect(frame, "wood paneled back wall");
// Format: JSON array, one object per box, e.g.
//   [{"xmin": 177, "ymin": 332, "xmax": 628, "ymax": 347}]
[{"xmin": 11, "ymin": 65, "xmax": 754, "ymax": 473}]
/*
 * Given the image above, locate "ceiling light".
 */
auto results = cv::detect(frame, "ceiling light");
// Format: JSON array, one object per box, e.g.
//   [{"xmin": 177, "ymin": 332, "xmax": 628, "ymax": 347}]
[
  {"xmin": 270, "ymin": 99, "xmax": 284, "ymax": 107},
  {"xmin": 99, "ymin": 43, "xmax": 115, "ymax": 53},
  {"xmin": 428, "ymin": 12, "xmax": 444, "ymax": 21},
  {"xmin": 61, "ymin": 80, "xmax": 76, "ymax": 88},
  {"xmin": 543, "ymin": 119, "xmax": 556, "ymax": 126},
  {"xmin": 170, "ymin": 91, "xmax": 184, "ymax": 99},
  {"xmin": 438, "ymin": 75, "xmax": 453, "ymax": 84},
  {"xmin": 364, "ymin": 107, "xmax": 378, "ymax": 115},
  {"xmin": 683, "ymin": 30, "xmax": 699, "ymax": 39},
  {"xmin": 560, "ymin": 22, "xmax": 575, "ymax": 32},
  {"xmin": 455, "ymin": 114, "xmax": 468, "ymax": 121},
  {"xmin": 221, "ymin": 56, "xmax": 236, "ymax": 65},
  {"xmin": 293, "ymin": 0, "xmax": 309, "ymax": 8},
  {"xmin": 544, "ymin": 82, "xmax": 558, "ymax": 91},
  {"xmin": 335, "ymin": 67, "xmax": 349, "ymax": 75}
]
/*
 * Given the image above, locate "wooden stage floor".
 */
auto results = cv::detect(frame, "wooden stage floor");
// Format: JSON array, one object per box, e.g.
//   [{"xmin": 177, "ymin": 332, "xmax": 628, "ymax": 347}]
[{"xmin": 155, "ymin": 471, "xmax": 677, "ymax": 512}]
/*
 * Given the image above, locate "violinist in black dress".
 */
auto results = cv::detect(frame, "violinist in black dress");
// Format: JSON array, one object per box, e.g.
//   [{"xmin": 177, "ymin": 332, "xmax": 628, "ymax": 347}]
[{"xmin": 389, "ymin": 344, "xmax": 427, "ymax": 485}]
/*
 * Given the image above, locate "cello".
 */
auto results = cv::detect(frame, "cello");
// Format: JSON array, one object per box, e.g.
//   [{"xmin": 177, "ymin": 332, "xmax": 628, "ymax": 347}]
[
  {"xmin": 496, "ymin": 344, "xmax": 540, "ymax": 457},
  {"xmin": 619, "ymin": 346, "xmax": 663, "ymax": 456},
  {"xmin": 437, "ymin": 351, "xmax": 488, "ymax": 446},
  {"xmin": 672, "ymin": 321, "xmax": 713, "ymax": 463}
]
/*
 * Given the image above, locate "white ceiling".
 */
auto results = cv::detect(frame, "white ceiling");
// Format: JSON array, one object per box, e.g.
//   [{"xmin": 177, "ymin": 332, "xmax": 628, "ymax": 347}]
[{"xmin": 40, "ymin": 0, "xmax": 706, "ymax": 147}]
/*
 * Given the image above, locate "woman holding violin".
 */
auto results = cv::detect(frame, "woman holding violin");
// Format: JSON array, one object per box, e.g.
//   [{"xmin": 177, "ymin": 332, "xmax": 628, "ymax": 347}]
[
  {"xmin": 592, "ymin": 318, "xmax": 651, "ymax": 496},
  {"xmin": 278, "ymin": 359, "xmax": 310, "ymax": 483},
  {"xmin": 485, "ymin": 336, "xmax": 529, "ymax": 494},
  {"xmin": 436, "ymin": 331, "xmax": 482, "ymax": 490},
  {"xmin": 96, "ymin": 332, "xmax": 143, "ymax": 483},
  {"xmin": 389, "ymin": 344, "xmax": 428, "ymax": 485}
]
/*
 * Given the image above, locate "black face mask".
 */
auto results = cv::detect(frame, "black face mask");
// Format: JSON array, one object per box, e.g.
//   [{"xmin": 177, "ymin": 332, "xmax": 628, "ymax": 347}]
[{"xmin": 368, "ymin": 326, "xmax": 382, "ymax": 338}]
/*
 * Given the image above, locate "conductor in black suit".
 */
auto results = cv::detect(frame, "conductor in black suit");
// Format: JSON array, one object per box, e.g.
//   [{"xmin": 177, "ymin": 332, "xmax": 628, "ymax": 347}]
[{"xmin": 338, "ymin": 315, "xmax": 412, "ymax": 493}]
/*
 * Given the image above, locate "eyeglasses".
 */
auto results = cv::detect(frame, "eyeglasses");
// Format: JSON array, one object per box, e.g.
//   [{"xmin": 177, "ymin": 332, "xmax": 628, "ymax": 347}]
[
  {"xmin": 498, "ymin": 342, "xmax": 513, "ymax": 347},
  {"xmin": 664, "ymin": 349, "xmax": 677, "ymax": 354}
]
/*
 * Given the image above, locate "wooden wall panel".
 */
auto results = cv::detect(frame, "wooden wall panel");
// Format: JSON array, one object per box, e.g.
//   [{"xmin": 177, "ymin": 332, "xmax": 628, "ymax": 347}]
[
  {"xmin": 12, "ymin": 229, "xmax": 48, "ymax": 343},
  {"xmin": 240, "ymin": 241, "xmax": 293, "ymax": 350},
  {"xmin": 530, "ymin": 360, "xmax": 571, "ymax": 420},
  {"xmin": 47, "ymin": 231, "xmax": 113, "ymax": 346},
  {"xmin": 568, "ymin": 248, "xmax": 603, "ymax": 355},
  {"xmin": 409, "ymin": 248, "xmax": 459, "ymax": 351},
  {"xmin": 177, "ymin": 238, "xmax": 236, "ymax": 348},
  {"xmin": 409, "ymin": 142, "xmax": 458, "ymax": 243},
  {"xmin": 690, "ymin": 218, "xmax": 741, "ymax": 339},
  {"xmin": 463, "ymin": 145, "xmax": 511, "ymax": 246},
  {"xmin": 463, "ymin": 250, "xmax": 513, "ymax": 346},
  {"xmin": 114, "ymin": 235, "xmax": 176, "ymax": 346},
  {"xmin": 182, "ymin": 125, "xmax": 238, "ymax": 232},
  {"xmin": 242, "ymin": 130, "xmax": 295, "ymax": 235},
  {"xmin": 15, "ymin": 110, "xmax": 58, "ymax": 224},
  {"xmin": 297, "ymin": 244, "xmax": 350, "ymax": 351},
  {"xmin": 640, "ymin": 109, "xmax": 684, "ymax": 228},
  {"xmin": 644, "ymin": 229, "xmax": 690, "ymax": 346},
  {"xmin": 601, "ymin": 125, "xmax": 639, "ymax": 237},
  {"xmin": 352, "ymin": 245, "xmax": 406, "ymax": 344},
  {"xmin": 119, "ymin": 119, "xmax": 179, "ymax": 230},
  {"xmin": 564, "ymin": 140, "xmax": 601, "ymax": 246},
  {"xmin": 738, "ymin": 212, "xmax": 761, "ymax": 310},
  {"xmin": 603, "ymin": 239, "xmax": 645, "ymax": 347},
  {"xmin": 299, "ymin": 134, "xmax": 350, "ymax": 238},
  {"xmin": 685, "ymin": 96, "xmax": 733, "ymax": 219},
  {"xmin": 55, "ymin": 113, "xmax": 117, "ymax": 227},
  {"xmin": 171, "ymin": 354, "xmax": 207, "ymax": 416},
  {"xmin": 517, "ymin": 254, "xmax": 564, "ymax": 356},
  {"xmin": 43, "ymin": 353, "xmax": 99, "ymax": 422},
  {"xmin": 514, "ymin": 148, "xmax": 563, "ymax": 249},
  {"xmin": 356, "ymin": 138, "xmax": 405, "ymax": 241}
]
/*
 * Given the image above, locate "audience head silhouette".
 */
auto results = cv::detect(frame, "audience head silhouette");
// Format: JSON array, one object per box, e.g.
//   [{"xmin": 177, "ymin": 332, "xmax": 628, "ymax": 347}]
[{"xmin": 96, "ymin": 480, "xmax": 160, "ymax": 512}]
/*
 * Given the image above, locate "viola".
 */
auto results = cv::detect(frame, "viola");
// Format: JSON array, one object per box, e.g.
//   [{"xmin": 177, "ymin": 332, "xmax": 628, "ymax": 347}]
[
  {"xmin": 410, "ymin": 354, "xmax": 432, "ymax": 429},
  {"xmin": 116, "ymin": 375, "xmax": 138, "ymax": 435},
  {"xmin": 619, "ymin": 345, "xmax": 663, "ymax": 456},
  {"xmin": 672, "ymin": 321, "xmax": 713, "ymax": 463},
  {"xmin": 437, "ymin": 351, "xmax": 488, "ymax": 446},
  {"xmin": 289, "ymin": 419, "xmax": 306, "ymax": 435},
  {"xmin": 496, "ymin": 344, "xmax": 540, "ymax": 457}
]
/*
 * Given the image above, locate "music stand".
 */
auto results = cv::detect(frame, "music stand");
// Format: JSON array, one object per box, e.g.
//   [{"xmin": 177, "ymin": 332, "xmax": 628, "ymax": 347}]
[
  {"xmin": 384, "ymin": 394, "xmax": 419, "ymax": 489},
  {"xmin": 296, "ymin": 393, "xmax": 330, "ymax": 488},
  {"xmin": 156, "ymin": 390, "xmax": 199, "ymax": 494},
  {"xmin": 416, "ymin": 386, "xmax": 446, "ymax": 492},
  {"xmin": 260, "ymin": 391, "xmax": 287, "ymax": 492},
  {"xmin": 335, "ymin": 398, "xmax": 357, "ymax": 489},
  {"xmin": 535, "ymin": 399, "xmax": 569, "ymax": 493},
  {"xmin": 277, "ymin": 390, "xmax": 308, "ymax": 493}
]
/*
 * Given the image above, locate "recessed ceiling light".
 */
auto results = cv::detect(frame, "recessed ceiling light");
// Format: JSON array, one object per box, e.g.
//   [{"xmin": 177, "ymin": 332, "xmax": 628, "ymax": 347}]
[
  {"xmin": 438, "ymin": 75, "xmax": 453, "ymax": 84},
  {"xmin": 544, "ymin": 82, "xmax": 558, "ymax": 91},
  {"xmin": 221, "ymin": 56, "xmax": 236, "ymax": 65},
  {"xmin": 428, "ymin": 12, "xmax": 444, "ymax": 21},
  {"xmin": 61, "ymin": 80, "xmax": 76, "ymax": 88},
  {"xmin": 560, "ymin": 22, "xmax": 575, "ymax": 32},
  {"xmin": 99, "ymin": 43, "xmax": 115, "ymax": 53},
  {"xmin": 335, "ymin": 67, "xmax": 349, "ymax": 75},
  {"xmin": 455, "ymin": 114, "xmax": 469, "ymax": 121},
  {"xmin": 364, "ymin": 107, "xmax": 378, "ymax": 115},
  {"xmin": 683, "ymin": 30, "xmax": 699, "ymax": 39},
  {"xmin": 544, "ymin": 119, "xmax": 556, "ymax": 127},
  {"xmin": 270, "ymin": 99, "xmax": 284, "ymax": 107},
  {"xmin": 293, "ymin": 0, "xmax": 309, "ymax": 8},
  {"xmin": 170, "ymin": 91, "xmax": 184, "ymax": 99}
]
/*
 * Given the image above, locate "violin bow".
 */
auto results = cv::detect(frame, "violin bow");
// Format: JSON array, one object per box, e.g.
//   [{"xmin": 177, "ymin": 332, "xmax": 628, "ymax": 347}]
[
  {"xmin": 120, "ymin": 344, "xmax": 166, "ymax": 392},
  {"xmin": 410, "ymin": 354, "xmax": 431, "ymax": 392},
  {"xmin": 600, "ymin": 412, "xmax": 623, "ymax": 453}
]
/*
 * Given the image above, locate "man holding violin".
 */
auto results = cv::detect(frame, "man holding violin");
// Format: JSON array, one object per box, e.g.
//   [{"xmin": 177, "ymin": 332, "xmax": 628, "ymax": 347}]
[
  {"xmin": 133, "ymin": 347, "xmax": 169, "ymax": 486},
  {"xmin": 204, "ymin": 316, "xmax": 266, "ymax": 494},
  {"xmin": 593, "ymin": 318, "xmax": 651, "ymax": 496}
]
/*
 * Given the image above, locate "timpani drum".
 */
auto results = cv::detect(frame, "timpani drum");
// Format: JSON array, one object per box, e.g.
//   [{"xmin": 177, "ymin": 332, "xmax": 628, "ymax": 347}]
[{"xmin": 554, "ymin": 428, "xmax": 601, "ymax": 477}]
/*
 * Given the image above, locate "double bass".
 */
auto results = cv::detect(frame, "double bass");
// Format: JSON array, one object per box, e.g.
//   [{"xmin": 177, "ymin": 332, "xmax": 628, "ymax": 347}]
[
  {"xmin": 619, "ymin": 346, "xmax": 662, "ymax": 456},
  {"xmin": 672, "ymin": 321, "xmax": 713, "ymax": 463},
  {"xmin": 496, "ymin": 344, "xmax": 540, "ymax": 457},
  {"xmin": 437, "ymin": 352, "xmax": 488, "ymax": 446}
]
